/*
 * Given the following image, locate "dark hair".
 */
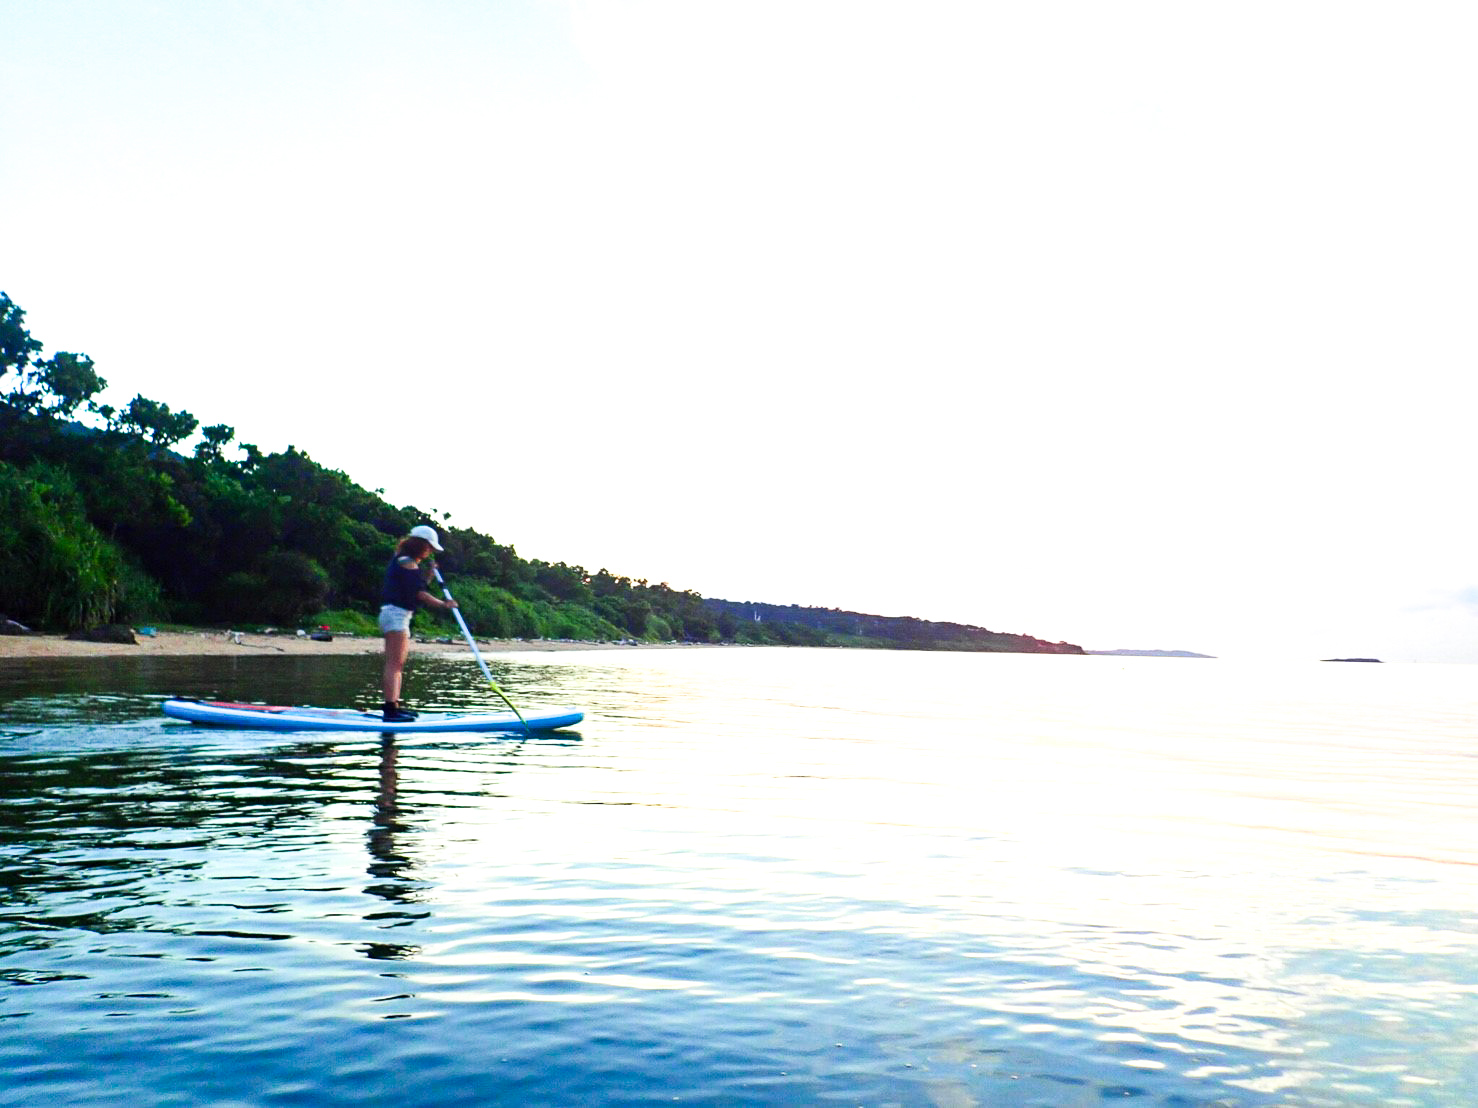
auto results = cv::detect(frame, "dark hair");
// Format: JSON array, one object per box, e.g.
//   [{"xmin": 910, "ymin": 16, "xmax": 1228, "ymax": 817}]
[{"xmin": 396, "ymin": 536, "xmax": 433, "ymax": 560}]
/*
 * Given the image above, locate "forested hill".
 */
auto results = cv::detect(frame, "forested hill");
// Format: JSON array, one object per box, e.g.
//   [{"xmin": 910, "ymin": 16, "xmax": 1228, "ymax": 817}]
[
  {"xmin": 704, "ymin": 599, "xmax": 1084, "ymax": 654},
  {"xmin": 0, "ymin": 292, "xmax": 1081, "ymax": 653}
]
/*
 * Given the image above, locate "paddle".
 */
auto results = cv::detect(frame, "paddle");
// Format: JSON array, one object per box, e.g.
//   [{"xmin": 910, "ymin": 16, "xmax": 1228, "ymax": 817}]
[{"xmin": 431, "ymin": 565, "xmax": 531, "ymax": 735}]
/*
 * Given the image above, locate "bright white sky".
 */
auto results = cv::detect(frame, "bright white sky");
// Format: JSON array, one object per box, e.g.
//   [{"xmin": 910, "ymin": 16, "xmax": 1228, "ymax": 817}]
[{"xmin": 4, "ymin": 1, "xmax": 1476, "ymax": 661}]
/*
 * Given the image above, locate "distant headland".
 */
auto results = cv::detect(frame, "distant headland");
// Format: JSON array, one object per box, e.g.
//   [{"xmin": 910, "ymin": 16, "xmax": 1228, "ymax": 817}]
[{"xmin": 702, "ymin": 599, "xmax": 1084, "ymax": 654}]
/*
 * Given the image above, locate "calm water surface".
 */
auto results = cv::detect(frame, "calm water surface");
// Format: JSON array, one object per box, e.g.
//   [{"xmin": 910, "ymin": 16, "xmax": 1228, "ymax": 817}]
[{"xmin": 0, "ymin": 647, "xmax": 1475, "ymax": 1106}]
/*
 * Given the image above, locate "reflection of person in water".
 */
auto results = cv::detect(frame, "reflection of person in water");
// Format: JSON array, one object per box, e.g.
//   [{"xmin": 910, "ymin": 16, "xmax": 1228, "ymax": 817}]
[{"xmin": 362, "ymin": 736, "xmax": 425, "ymax": 961}]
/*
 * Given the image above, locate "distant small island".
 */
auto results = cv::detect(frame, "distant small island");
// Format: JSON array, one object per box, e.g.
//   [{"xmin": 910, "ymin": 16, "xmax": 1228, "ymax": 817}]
[
  {"xmin": 1321, "ymin": 657, "xmax": 1383, "ymax": 663},
  {"xmin": 1088, "ymin": 649, "xmax": 1215, "ymax": 659}
]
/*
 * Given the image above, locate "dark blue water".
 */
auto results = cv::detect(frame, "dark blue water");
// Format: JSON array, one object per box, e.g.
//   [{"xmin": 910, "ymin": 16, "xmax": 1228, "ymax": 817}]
[{"xmin": 1, "ymin": 648, "xmax": 1476, "ymax": 1105}]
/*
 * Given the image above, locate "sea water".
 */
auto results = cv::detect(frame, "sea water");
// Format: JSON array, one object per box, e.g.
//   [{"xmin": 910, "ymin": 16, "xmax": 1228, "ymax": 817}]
[{"xmin": 0, "ymin": 647, "xmax": 1475, "ymax": 1106}]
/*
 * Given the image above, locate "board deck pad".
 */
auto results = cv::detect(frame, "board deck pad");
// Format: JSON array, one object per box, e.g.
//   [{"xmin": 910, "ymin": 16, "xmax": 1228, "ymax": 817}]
[{"xmin": 162, "ymin": 698, "xmax": 582, "ymax": 733}]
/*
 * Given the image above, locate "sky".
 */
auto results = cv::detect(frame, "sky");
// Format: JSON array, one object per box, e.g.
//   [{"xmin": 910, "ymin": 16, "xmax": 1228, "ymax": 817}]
[{"xmin": 4, "ymin": 1, "xmax": 1477, "ymax": 662}]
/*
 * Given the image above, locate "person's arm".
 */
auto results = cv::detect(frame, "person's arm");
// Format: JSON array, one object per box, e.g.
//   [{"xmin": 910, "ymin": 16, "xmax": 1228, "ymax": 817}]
[{"xmin": 417, "ymin": 589, "xmax": 457, "ymax": 611}]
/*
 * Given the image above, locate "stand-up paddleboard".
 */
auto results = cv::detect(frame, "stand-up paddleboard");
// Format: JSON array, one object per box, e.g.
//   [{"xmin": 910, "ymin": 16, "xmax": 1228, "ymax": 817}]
[{"xmin": 162, "ymin": 698, "xmax": 582, "ymax": 734}]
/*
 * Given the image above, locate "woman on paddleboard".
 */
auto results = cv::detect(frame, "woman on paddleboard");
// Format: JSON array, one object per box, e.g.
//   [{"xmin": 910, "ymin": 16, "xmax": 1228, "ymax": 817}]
[{"xmin": 379, "ymin": 525, "xmax": 457, "ymax": 722}]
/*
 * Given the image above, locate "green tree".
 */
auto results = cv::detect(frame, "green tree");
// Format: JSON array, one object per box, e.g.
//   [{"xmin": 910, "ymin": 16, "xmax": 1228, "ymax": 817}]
[
  {"xmin": 193, "ymin": 422, "xmax": 236, "ymax": 465},
  {"xmin": 30, "ymin": 352, "xmax": 106, "ymax": 418},
  {"xmin": 532, "ymin": 561, "xmax": 592, "ymax": 603},
  {"xmin": 0, "ymin": 293, "xmax": 42, "ymax": 382},
  {"xmin": 0, "ymin": 461, "xmax": 126, "ymax": 628},
  {"xmin": 118, "ymin": 394, "xmax": 198, "ymax": 448},
  {"xmin": 0, "ymin": 297, "xmax": 104, "ymax": 420}
]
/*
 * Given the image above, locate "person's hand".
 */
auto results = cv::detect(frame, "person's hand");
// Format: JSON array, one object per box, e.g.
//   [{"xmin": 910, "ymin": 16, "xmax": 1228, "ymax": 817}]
[{"xmin": 444, "ymin": 598, "xmax": 458, "ymax": 610}]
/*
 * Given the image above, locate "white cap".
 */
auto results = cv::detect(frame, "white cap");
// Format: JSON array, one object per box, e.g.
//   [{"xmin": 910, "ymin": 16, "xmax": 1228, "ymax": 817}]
[{"xmin": 409, "ymin": 524, "xmax": 443, "ymax": 551}]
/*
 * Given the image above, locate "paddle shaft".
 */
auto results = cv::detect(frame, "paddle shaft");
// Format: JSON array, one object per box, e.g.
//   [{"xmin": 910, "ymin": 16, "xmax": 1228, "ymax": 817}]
[{"xmin": 432, "ymin": 566, "xmax": 530, "ymax": 733}]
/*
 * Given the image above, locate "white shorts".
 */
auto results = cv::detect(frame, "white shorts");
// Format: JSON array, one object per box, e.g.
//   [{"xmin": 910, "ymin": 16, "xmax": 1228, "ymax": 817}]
[{"xmin": 378, "ymin": 604, "xmax": 413, "ymax": 634}]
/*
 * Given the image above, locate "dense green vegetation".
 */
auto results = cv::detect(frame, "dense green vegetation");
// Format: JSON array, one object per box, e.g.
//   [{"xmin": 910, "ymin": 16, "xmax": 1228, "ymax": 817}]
[{"xmin": 0, "ymin": 293, "xmax": 1081, "ymax": 654}]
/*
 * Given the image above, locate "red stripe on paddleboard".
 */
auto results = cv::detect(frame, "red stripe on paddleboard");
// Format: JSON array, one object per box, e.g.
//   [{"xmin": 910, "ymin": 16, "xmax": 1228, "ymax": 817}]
[{"xmin": 204, "ymin": 701, "xmax": 294, "ymax": 713}]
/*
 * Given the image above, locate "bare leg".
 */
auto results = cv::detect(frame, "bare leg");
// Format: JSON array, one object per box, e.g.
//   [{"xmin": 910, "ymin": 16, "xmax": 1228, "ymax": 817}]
[{"xmin": 382, "ymin": 630, "xmax": 410, "ymax": 703}]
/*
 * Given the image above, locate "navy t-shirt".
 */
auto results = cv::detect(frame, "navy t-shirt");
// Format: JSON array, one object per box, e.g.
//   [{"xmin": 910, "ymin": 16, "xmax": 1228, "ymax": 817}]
[{"xmin": 382, "ymin": 557, "xmax": 427, "ymax": 610}]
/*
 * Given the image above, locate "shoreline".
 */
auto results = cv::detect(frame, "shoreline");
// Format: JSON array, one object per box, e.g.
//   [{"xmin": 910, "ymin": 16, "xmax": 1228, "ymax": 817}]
[{"xmin": 0, "ymin": 629, "xmax": 716, "ymax": 661}]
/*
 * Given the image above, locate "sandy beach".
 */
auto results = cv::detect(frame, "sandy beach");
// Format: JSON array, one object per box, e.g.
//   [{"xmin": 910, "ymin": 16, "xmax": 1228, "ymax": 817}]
[{"xmin": 0, "ymin": 629, "xmax": 693, "ymax": 660}]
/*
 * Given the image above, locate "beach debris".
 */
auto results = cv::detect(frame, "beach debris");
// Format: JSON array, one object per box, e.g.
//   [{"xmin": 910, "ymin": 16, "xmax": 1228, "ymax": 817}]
[
  {"xmin": 138, "ymin": 626, "xmax": 157, "ymax": 637},
  {"xmin": 309, "ymin": 631, "xmax": 333, "ymax": 642},
  {"xmin": 0, "ymin": 616, "xmax": 31, "ymax": 636},
  {"xmin": 224, "ymin": 630, "xmax": 245, "ymax": 645},
  {"xmin": 66, "ymin": 624, "xmax": 138, "ymax": 645}
]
